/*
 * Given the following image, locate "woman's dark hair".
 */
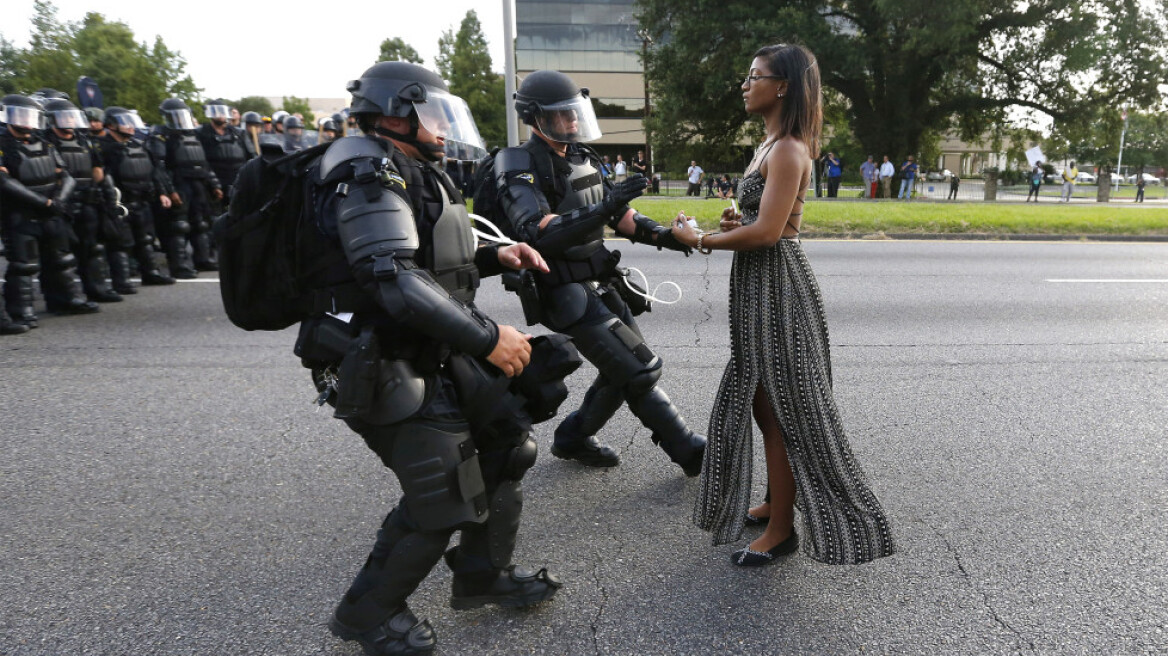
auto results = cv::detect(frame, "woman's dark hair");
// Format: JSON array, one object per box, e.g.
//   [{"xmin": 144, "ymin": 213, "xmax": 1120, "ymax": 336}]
[{"xmin": 753, "ymin": 44, "xmax": 822, "ymax": 159}]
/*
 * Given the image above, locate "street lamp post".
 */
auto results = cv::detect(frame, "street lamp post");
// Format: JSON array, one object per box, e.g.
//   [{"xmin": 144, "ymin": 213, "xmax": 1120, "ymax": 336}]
[{"xmin": 1115, "ymin": 106, "xmax": 1128, "ymax": 192}]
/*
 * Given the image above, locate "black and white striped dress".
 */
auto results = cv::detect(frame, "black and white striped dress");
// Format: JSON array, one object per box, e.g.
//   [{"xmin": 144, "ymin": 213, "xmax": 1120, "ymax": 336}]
[{"xmin": 693, "ymin": 169, "xmax": 896, "ymax": 565}]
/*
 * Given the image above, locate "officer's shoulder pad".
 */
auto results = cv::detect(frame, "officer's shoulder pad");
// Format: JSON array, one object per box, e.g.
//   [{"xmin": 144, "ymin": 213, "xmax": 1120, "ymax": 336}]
[
  {"xmin": 316, "ymin": 136, "xmax": 390, "ymax": 184},
  {"xmin": 495, "ymin": 146, "xmax": 535, "ymax": 172}
]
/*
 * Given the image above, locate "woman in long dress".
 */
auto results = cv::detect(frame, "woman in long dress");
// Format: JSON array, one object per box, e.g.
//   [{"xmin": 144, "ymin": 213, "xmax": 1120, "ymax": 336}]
[{"xmin": 672, "ymin": 44, "xmax": 896, "ymax": 566}]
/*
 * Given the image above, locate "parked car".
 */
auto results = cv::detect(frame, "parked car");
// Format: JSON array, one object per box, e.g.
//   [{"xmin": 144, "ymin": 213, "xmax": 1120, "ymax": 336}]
[
  {"xmin": 1109, "ymin": 173, "xmax": 1124, "ymax": 184},
  {"xmin": 925, "ymin": 169, "xmax": 953, "ymax": 181},
  {"xmin": 1126, "ymin": 173, "xmax": 1161, "ymax": 185},
  {"xmin": 1075, "ymin": 172, "xmax": 1096, "ymax": 184}
]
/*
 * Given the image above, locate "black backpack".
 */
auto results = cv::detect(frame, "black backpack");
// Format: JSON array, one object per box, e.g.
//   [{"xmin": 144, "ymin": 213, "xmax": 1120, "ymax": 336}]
[
  {"xmin": 470, "ymin": 141, "xmax": 557, "ymax": 238},
  {"xmin": 212, "ymin": 142, "xmax": 334, "ymax": 331}
]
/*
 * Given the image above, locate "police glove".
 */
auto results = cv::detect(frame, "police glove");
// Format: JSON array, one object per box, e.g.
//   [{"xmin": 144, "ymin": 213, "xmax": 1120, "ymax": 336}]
[{"xmin": 601, "ymin": 174, "xmax": 649, "ymax": 216}]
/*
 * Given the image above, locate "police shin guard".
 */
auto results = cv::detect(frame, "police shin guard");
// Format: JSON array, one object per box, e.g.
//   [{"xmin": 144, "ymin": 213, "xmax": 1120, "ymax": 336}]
[
  {"xmin": 332, "ymin": 509, "xmax": 448, "ymax": 654},
  {"xmin": 108, "ymin": 250, "xmax": 138, "ymax": 294},
  {"xmin": 5, "ymin": 264, "xmax": 40, "ymax": 328},
  {"xmin": 165, "ymin": 233, "xmax": 197, "ymax": 279},
  {"xmin": 551, "ymin": 379, "xmax": 623, "ymax": 467},
  {"xmin": 43, "ymin": 251, "xmax": 100, "ymax": 316},
  {"xmin": 191, "ymin": 230, "xmax": 218, "ymax": 272},
  {"xmin": 82, "ymin": 243, "xmax": 122, "ymax": 303},
  {"xmin": 627, "ymin": 386, "xmax": 706, "ymax": 477},
  {"xmin": 0, "ymin": 291, "xmax": 29, "ymax": 335}
]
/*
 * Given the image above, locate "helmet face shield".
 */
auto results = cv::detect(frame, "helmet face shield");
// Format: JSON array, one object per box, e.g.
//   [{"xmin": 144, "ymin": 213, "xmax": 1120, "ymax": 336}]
[
  {"xmin": 50, "ymin": 109, "xmax": 88, "ymax": 129},
  {"xmin": 3, "ymin": 105, "xmax": 45, "ymax": 131},
  {"xmin": 111, "ymin": 111, "xmax": 147, "ymax": 132},
  {"xmin": 204, "ymin": 104, "xmax": 232, "ymax": 120},
  {"xmin": 412, "ymin": 91, "xmax": 487, "ymax": 160},
  {"xmin": 533, "ymin": 94, "xmax": 601, "ymax": 143},
  {"xmin": 165, "ymin": 108, "xmax": 196, "ymax": 130}
]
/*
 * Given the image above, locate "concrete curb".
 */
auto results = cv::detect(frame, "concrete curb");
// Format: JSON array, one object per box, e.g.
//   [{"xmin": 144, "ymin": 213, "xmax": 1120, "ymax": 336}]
[{"xmin": 800, "ymin": 232, "xmax": 1168, "ymax": 242}]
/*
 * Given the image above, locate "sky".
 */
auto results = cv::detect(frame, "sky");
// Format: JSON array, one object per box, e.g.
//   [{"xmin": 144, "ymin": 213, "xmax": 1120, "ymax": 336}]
[{"xmin": 3, "ymin": 0, "xmax": 510, "ymax": 100}]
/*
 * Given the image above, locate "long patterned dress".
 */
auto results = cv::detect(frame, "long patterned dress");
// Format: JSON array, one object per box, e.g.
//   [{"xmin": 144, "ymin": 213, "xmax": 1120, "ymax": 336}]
[{"xmin": 693, "ymin": 169, "xmax": 896, "ymax": 565}]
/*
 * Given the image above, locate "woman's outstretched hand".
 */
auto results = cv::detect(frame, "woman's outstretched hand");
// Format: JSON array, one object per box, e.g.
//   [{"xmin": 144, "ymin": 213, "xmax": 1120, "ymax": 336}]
[
  {"xmin": 671, "ymin": 211, "xmax": 701, "ymax": 248},
  {"xmin": 720, "ymin": 206, "xmax": 743, "ymax": 232}
]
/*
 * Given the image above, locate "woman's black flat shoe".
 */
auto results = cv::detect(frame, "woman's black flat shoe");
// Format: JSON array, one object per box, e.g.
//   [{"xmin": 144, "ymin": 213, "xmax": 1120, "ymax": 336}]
[
  {"xmin": 744, "ymin": 511, "xmax": 769, "ymax": 527},
  {"xmin": 730, "ymin": 530, "xmax": 799, "ymax": 567}
]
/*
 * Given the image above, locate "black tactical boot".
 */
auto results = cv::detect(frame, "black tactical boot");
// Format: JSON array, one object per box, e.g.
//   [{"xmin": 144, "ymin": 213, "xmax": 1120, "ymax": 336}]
[
  {"xmin": 0, "ymin": 303, "xmax": 29, "ymax": 335},
  {"xmin": 108, "ymin": 251, "xmax": 138, "ymax": 295},
  {"xmin": 551, "ymin": 412, "xmax": 621, "ymax": 467},
  {"xmin": 48, "ymin": 298, "xmax": 101, "ymax": 315},
  {"xmin": 141, "ymin": 271, "xmax": 176, "ymax": 286},
  {"xmin": 444, "ymin": 548, "xmax": 561, "ymax": 610},
  {"xmin": 629, "ymin": 387, "xmax": 706, "ymax": 476},
  {"xmin": 329, "ymin": 605, "xmax": 436, "ymax": 656}
]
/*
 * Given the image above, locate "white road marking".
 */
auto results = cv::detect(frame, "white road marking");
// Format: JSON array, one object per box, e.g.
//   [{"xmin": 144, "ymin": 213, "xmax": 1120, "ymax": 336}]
[{"xmin": 1046, "ymin": 279, "xmax": 1168, "ymax": 283}]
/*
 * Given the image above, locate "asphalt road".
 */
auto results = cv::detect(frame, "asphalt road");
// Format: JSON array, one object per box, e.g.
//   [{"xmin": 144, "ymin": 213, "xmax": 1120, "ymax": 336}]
[{"xmin": 2, "ymin": 240, "xmax": 1166, "ymax": 655}]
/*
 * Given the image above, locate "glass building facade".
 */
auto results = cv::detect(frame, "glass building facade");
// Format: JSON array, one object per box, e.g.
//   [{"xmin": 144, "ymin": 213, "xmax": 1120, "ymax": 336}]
[
  {"xmin": 516, "ymin": 0, "xmax": 647, "ymax": 137},
  {"xmin": 516, "ymin": 0, "xmax": 641, "ymax": 73}
]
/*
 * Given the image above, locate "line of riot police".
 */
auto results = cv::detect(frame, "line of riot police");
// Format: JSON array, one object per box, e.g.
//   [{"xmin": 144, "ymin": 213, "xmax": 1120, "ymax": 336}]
[{"xmin": 0, "ymin": 91, "xmax": 356, "ymax": 336}]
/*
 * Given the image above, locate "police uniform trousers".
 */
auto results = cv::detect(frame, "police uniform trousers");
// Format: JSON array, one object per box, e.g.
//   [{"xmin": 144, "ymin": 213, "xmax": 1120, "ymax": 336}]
[
  {"xmin": 334, "ymin": 373, "xmax": 531, "ymax": 630},
  {"xmin": 1, "ymin": 206, "xmax": 87, "ymax": 319},
  {"xmin": 68, "ymin": 197, "xmax": 117, "ymax": 298},
  {"xmin": 160, "ymin": 176, "xmax": 214, "ymax": 275}
]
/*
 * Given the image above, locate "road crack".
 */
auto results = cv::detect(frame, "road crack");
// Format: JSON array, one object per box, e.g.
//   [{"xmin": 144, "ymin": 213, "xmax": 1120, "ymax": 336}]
[
  {"xmin": 694, "ymin": 255, "xmax": 713, "ymax": 347},
  {"xmin": 924, "ymin": 519, "xmax": 1037, "ymax": 654}
]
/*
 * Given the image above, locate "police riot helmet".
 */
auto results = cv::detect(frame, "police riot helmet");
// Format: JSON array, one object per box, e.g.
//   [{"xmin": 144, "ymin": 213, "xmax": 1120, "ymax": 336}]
[
  {"xmin": 514, "ymin": 70, "xmax": 602, "ymax": 143},
  {"xmin": 104, "ymin": 106, "xmax": 147, "ymax": 135},
  {"xmin": 159, "ymin": 97, "xmax": 196, "ymax": 130},
  {"xmin": 284, "ymin": 115, "xmax": 303, "ymax": 132},
  {"xmin": 346, "ymin": 60, "xmax": 486, "ymax": 161},
  {"xmin": 320, "ymin": 118, "xmax": 338, "ymax": 133},
  {"xmin": 1, "ymin": 94, "xmax": 46, "ymax": 133},
  {"xmin": 271, "ymin": 110, "xmax": 289, "ymax": 125},
  {"xmin": 35, "ymin": 88, "xmax": 70, "ymax": 101},
  {"xmin": 242, "ymin": 111, "xmax": 262, "ymax": 126},
  {"xmin": 42, "ymin": 97, "xmax": 89, "ymax": 131},
  {"xmin": 204, "ymin": 99, "xmax": 232, "ymax": 122}
]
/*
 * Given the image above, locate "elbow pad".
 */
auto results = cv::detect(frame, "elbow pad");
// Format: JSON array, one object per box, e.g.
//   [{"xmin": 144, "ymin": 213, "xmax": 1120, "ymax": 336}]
[
  {"xmin": 54, "ymin": 171, "xmax": 77, "ymax": 206},
  {"xmin": 533, "ymin": 204, "xmax": 609, "ymax": 257},
  {"xmin": 0, "ymin": 170, "xmax": 51, "ymax": 209}
]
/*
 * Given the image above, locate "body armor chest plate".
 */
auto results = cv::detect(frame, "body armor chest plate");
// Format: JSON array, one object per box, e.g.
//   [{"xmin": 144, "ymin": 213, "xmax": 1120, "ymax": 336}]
[
  {"xmin": 53, "ymin": 137, "xmax": 95, "ymax": 187},
  {"xmin": 13, "ymin": 140, "xmax": 59, "ymax": 195},
  {"xmin": 554, "ymin": 155, "xmax": 607, "ymax": 260},
  {"xmin": 170, "ymin": 133, "xmax": 209, "ymax": 175},
  {"xmin": 429, "ymin": 183, "xmax": 479, "ymax": 303},
  {"xmin": 116, "ymin": 141, "xmax": 155, "ymax": 192},
  {"xmin": 202, "ymin": 128, "xmax": 247, "ymax": 168}
]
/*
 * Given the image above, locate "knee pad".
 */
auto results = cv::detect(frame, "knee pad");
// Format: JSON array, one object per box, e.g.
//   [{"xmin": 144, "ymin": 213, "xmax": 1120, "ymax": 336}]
[
  {"xmin": 91, "ymin": 242, "xmax": 107, "ymax": 257},
  {"xmin": 503, "ymin": 435, "xmax": 538, "ymax": 481},
  {"xmin": 568, "ymin": 316, "xmax": 659, "ymax": 387},
  {"xmin": 53, "ymin": 252, "xmax": 78, "ymax": 270},
  {"xmin": 9, "ymin": 260, "xmax": 40, "ymax": 276},
  {"xmin": 172, "ymin": 220, "xmax": 191, "ymax": 235},
  {"xmin": 389, "ymin": 422, "xmax": 489, "ymax": 532},
  {"xmin": 626, "ymin": 359, "xmax": 663, "ymax": 395}
]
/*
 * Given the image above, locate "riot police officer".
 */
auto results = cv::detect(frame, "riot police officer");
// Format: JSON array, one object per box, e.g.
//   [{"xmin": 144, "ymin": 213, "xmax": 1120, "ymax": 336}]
[
  {"xmin": 147, "ymin": 97, "xmax": 223, "ymax": 276},
  {"xmin": 241, "ymin": 111, "xmax": 264, "ymax": 159},
  {"xmin": 42, "ymin": 97, "xmax": 123, "ymax": 303},
  {"xmin": 294, "ymin": 61, "xmax": 562, "ymax": 655},
  {"xmin": 318, "ymin": 117, "xmax": 339, "ymax": 143},
  {"xmin": 281, "ymin": 115, "xmax": 305, "ymax": 152},
  {"xmin": 1, "ymin": 94, "xmax": 99, "ymax": 327},
  {"xmin": 99, "ymin": 107, "xmax": 177, "ymax": 288},
  {"xmin": 493, "ymin": 70, "xmax": 705, "ymax": 475},
  {"xmin": 195, "ymin": 99, "xmax": 251, "ymax": 199},
  {"xmin": 85, "ymin": 107, "xmax": 108, "ymax": 140}
]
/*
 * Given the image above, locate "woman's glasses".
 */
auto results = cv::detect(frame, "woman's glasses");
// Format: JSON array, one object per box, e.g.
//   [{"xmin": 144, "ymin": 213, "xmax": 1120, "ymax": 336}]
[{"xmin": 742, "ymin": 74, "xmax": 785, "ymax": 87}]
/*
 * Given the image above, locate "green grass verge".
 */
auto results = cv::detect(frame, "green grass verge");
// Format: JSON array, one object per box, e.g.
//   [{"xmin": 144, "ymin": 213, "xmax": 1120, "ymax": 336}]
[{"xmin": 631, "ymin": 197, "xmax": 1168, "ymax": 235}]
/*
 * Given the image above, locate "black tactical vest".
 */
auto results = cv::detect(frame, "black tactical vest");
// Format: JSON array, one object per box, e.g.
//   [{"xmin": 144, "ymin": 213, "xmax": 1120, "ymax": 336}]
[
  {"xmin": 114, "ymin": 140, "xmax": 155, "ymax": 195},
  {"xmin": 199, "ymin": 126, "xmax": 247, "ymax": 182},
  {"xmin": 429, "ymin": 183, "xmax": 480, "ymax": 303},
  {"xmin": 51, "ymin": 135, "xmax": 95, "ymax": 188},
  {"xmin": 553, "ymin": 154, "xmax": 607, "ymax": 259},
  {"xmin": 9, "ymin": 138, "xmax": 59, "ymax": 196},
  {"xmin": 167, "ymin": 131, "xmax": 210, "ymax": 178}
]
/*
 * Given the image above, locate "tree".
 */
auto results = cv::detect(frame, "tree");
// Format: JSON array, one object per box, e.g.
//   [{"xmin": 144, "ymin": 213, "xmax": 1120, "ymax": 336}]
[
  {"xmin": 636, "ymin": 0, "xmax": 1168, "ymax": 168},
  {"xmin": 235, "ymin": 96, "xmax": 276, "ymax": 117},
  {"xmin": 1, "ymin": 2, "xmax": 201, "ymax": 124},
  {"xmin": 435, "ymin": 10, "xmax": 505, "ymax": 149},
  {"xmin": 378, "ymin": 36, "xmax": 423, "ymax": 64},
  {"xmin": 281, "ymin": 95, "xmax": 314, "ymax": 124}
]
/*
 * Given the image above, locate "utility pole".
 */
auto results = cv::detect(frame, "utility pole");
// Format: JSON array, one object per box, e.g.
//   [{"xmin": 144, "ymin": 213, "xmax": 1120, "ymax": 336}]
[
  {"xmin": 503, "ymin": 0, "xmax": 518, "ymax": 146},
  {"xmin": 1115, "ymin": 106, "xmax": 1128, "ymax": 191},
  {"xmin": 638, "ymin": 29, "xmax": 653, "ymax": 175}
]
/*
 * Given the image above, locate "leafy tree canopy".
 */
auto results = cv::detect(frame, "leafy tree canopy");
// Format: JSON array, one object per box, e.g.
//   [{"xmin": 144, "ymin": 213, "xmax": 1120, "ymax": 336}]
[
  {"xmin": 636, "ymin": 0, "xmax": 1168, "ymax": 171},
  {"xmin": 235, "ymin": 96, "xmax": 276, "ymax": 117},
  {"xmin": 436, "ymin": 10, "xmax": 505, "ymax": 150},
  {"xmin": 280, "ymin": 95, "xmax": 315, "ymax": 124},
  {"xmin": 0, "ymin": 1, "xmax": 201, "ymax": 124},
  {"xmin": 379, "ymin": 37, "xmax": 423, "ymax": 64}
]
